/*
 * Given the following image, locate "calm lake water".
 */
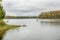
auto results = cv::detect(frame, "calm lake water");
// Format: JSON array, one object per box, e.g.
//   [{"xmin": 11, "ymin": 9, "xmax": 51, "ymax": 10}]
[{"xmin": 2, "ymin": 19, "xmax": 60, "ymax": 40}]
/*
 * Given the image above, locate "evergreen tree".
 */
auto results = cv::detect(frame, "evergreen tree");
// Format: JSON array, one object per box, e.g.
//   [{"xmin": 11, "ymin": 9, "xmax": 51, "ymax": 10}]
[{"xmin": 0, "ymin": 4, "xmax": 5, "ymax": 20}]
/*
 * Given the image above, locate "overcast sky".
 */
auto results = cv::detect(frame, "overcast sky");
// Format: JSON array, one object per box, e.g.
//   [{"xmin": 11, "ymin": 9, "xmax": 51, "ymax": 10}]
[{"xmin": 2, "ymin": 0, "xmax": 60, "ymax": 16}]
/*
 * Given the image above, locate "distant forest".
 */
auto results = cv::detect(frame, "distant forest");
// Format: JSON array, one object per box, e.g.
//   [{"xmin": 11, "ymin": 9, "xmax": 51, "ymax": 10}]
[
  {"xmin": 5, "ymin": 16, "xmax": 38, "ymax": 19},
  {"xmin": 5, "ymin": 10, "xmax": 60, "ymax": 19},
  {"xmin": 39, "ymin": 10, "xmax": 60, "ymax": 19}
]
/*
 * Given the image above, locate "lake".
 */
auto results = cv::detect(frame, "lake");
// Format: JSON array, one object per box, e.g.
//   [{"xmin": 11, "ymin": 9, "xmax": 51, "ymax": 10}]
[{"xmin": 2, "ymin": 19, "xmax": 60, "ymax": 40}]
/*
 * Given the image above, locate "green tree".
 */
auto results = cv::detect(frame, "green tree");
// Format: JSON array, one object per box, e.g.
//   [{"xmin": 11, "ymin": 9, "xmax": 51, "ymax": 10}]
[{"xmin": 0, "ymin": 4, "xmax": 5, "ymax": 20}]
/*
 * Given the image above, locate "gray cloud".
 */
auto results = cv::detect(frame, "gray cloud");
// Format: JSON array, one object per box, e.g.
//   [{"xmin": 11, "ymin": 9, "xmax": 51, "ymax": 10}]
[{"xmin": 2, "ymin": 0, "xmax": 60, "ymax": 16}]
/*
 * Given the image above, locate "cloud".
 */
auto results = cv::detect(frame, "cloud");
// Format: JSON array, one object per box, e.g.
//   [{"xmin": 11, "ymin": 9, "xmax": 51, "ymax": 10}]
[{"xmin": 2, "ymin": 0, "xmax": 60, "ymax": 16}]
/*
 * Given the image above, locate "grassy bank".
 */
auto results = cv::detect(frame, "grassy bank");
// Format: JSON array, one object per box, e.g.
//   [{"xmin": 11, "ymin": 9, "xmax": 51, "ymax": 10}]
[{"xmin": 0, "ymin": 20, "xmax": 18, "ymax": 40}]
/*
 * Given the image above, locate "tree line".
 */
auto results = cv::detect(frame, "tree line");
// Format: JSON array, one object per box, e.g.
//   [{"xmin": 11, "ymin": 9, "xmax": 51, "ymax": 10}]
[{"xmin": 39, "ymin": 10, "xmax": 60, "ymax": 19}]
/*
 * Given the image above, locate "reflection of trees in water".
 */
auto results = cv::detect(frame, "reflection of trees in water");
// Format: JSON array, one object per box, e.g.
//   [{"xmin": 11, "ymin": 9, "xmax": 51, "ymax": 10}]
[{"xmin": 40, "ymin": 21, "xmax": 60, "ymax": 26}]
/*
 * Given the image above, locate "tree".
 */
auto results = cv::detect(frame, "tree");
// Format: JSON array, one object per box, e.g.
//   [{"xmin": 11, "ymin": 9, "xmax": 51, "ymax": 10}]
[{"xmin": 0, "ymin": 4, "xmax": 5, "ymax": 20}]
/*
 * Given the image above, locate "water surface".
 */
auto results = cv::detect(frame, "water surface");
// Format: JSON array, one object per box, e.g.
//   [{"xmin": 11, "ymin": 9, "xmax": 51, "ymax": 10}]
[{"xmin": 3, "ymin": 19, "xmax": 60, "ymax": 40}]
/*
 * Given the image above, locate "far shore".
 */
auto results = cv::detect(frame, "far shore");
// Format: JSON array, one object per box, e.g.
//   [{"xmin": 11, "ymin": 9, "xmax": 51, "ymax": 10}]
[{"xmin": 5, "ymin": 16, "xmax": 38, "ymax": 19}]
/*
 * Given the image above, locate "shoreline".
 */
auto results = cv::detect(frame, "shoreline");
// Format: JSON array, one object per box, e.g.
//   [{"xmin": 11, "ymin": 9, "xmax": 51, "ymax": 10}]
[{"xmin": 0, "ymin": 20, "xmax": 19, "ymax": 40}]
